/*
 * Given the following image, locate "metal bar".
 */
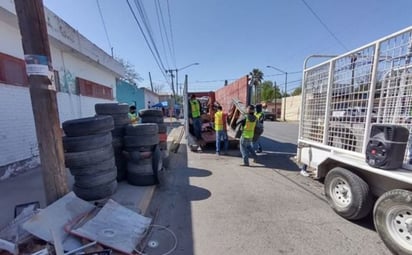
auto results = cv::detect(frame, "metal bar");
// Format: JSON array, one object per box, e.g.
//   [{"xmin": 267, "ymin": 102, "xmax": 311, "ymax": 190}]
[{"xmin": 323, "ymin": 62, "xmax": 335, "ymax": 144}]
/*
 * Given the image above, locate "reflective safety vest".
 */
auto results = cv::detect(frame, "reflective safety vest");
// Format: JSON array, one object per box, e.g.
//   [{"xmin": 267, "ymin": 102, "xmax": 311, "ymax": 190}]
[
  {"xmin": 255, "ymin": 112, "xmax": 263, "ymax": 123},
  {"xmin": 214, "ymin": 110, "xmax": 223, "ymax": 131},
  {"xmin": 190, "ymin": 100, "xmax": 201, "ymax": 118},
  {"xmin": 243, "ymin": 117, "xmax": 256, "ymax": 139},
  {"xmin": 128, "ymin": 112, "xmax": 138, "ymax": 124}
]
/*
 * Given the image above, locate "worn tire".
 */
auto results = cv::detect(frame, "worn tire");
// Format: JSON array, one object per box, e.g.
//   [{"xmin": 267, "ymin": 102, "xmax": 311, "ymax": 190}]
[
  {"xmin": 127, "ymin": 159, "xmax": 153, "ymax": 174},
  {"xmin": 124, "ymin": 145, "xmax": 155, "ymax": 152},
  {"xmin": 111, "ymin": 126, "xmax": 125, "ymax": 137},
  {"xmin": 124, "ymin": 135, "xmax": 159, "ymax": 147},
  {"xmin": 325, "ymin": 167, "xmax": 373, "ymax": 220},
  {"xmin": 95, "ymin": 103, "xmax": 129, "ymax": 115},
  {"xmin": 125, "ymin": 123, "xmax": 158, "ymax": 136},
  {"xmin": 374, "ymin": 189, "xmax": 412, "ymax": 255},
  {"xmin": 63, "ymin": 116, "xmax": 114, "ymax": 137},
  {"xmin": 141, "ymin": 116, "xmax": 164, "ymax": 124},
  {"xmin": 126, "ymin": 150, "xmax": 153, "ymax": 163},
  {"xmin": 108, "ymin": 113, "xmax": 130, "ymax": 126},
  {"xmin": 74, "ymin": 169, "xmax": 117, "ymax": 188},
  {"xmin": 152, "ymin": 145, "xmax": 162, "ymax": 173},
  {"xmin": 65, "ymin": 145, "xmax": 114, "ymax": 168},
  {"xmin": 158, "ymin": 123, "xmax": 167, "ymax": 134},
  {"xmin": 139, "ymin": 109, "xmax": 163, "ymax": 117},
  {"xmin": 63, "ymin": 132, "xmax": 112, "ymax": 152},
  {"xmin": 112, "ymin": 137, "xmax": 123, "ymax": 151},
  {"xmin": 69, "ymin": 157, "xmax": 115, "ymax": 176},
  {"xmin": 73, "ymin": 180, "xmax": 117, "ymax": 201}
]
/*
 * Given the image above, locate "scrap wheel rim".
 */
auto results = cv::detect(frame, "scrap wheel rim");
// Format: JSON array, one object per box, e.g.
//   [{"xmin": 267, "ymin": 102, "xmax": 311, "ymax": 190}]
[
  {"xmin": 330, "ymin": 177, "xmax": 352, "ymax": 207},
  {"xmin": 386, "ymin": 205, "xmax": 412, "ymax": 251}
]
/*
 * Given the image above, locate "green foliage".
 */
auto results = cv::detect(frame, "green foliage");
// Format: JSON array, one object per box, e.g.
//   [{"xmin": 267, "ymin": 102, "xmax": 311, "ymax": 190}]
[
  {"xmin": 261, "ymin": 81, "xmax": 282, "ymax": 102},
  {"xmin": 291, "ymin": 87, "xmax": 302, "ymax": 96},
  {"xmin": 249, "ymin": 68, "xmax": 264, "ymax": 86}
]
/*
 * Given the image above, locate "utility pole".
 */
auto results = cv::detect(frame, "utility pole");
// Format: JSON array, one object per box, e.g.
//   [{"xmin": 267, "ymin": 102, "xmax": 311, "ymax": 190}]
[
  {"xmin": 165, "ymin": 69, "xmax": 176, "ymax": 99},
  {"xmin": 274, "ymin": 81, "xmax": 277, "ymax": 121},
  {"xmin": 149, "ymin": 72, "xmax": 154, "ymax": 92},
  {"xmin": 15, "ymin": 0, "xmax": 68, "ymax": 204}
]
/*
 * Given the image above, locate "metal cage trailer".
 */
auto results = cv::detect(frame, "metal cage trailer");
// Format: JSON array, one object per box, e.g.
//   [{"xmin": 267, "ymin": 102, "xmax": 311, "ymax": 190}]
[{"xmin": 298, "ymin": 26, "xmax": 412, "ymax": 255}]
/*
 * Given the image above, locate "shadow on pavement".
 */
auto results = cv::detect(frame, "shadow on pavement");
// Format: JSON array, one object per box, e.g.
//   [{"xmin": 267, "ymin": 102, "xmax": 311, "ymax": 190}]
[{"xmin": 144, "ymin": 144, "xmax": 212, "ymax": 255}]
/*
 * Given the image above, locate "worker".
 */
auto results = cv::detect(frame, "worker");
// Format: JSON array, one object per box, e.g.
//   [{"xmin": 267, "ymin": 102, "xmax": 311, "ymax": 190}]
[
  {"xmin": 128, "ymin": 105, "xmax": 138, "ymax": 124},
  {"xmin": 237, "ymin": 105, "xmax": 258, "ymax": 166},
  {"xmin": 214, "ymin": 105, "xmax": 229, "ymax": 155},
  {"xmin": 189, "ymin": 94, "xmax": 202, "ymax": 140},
  {"xmin": 254, "ymin": 104, "xmax": 264, "ymax": 153}
]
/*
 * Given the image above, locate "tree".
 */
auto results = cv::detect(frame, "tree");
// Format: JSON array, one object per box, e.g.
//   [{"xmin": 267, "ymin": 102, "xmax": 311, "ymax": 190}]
[
  {"xmin": 291, "ymin": 87, "xmax": 302, "ymax": 96},
  {"xmin": 249, "ymin": 68, "xmax": 264, "ymax": 104},
  {"xmin": 153, "ymin": 83, "xmax": 165, "ymax": 93},
  {"xmin": 261, "ymin": 81, "xmax": 282, "ymax": 102},
  {"xmin": 116, "ymin": 57, "xmax": 143, "ymax": 85}
]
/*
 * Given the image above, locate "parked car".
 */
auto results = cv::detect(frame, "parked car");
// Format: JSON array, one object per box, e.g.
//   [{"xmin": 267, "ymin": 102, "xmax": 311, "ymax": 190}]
[{"xmin": 263, "ymin": 111, "xmax": 276, "ymax": 121}]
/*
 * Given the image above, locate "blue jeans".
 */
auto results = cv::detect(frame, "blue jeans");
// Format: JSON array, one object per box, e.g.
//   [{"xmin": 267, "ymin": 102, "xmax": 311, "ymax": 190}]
[
  {"xmin": 240, "ymin": 136, "xmax": 257, "ymax": 165},
  {"xmin": 193, "ymin": 117, "xmax": 202, "ymax": 140},
  {"xmin": 216, "ymin": 130, "xmax": 229, "ymax": 153}
]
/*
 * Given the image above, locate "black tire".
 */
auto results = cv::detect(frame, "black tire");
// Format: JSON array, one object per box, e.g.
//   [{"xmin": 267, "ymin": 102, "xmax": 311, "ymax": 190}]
[
  {"xmin": 65, "ymin": 145, "xmax": 114, "ymax": 168},
  {"xmin": 74, "ymin": 168, "xmax": 117, "ymax": 188},
  {"xmin": 324, "ymin": 167, "xmax": 373, "ymax": 220},
  {"xmin": 63, "ymin": 116, "xmax": 114, "ymax": 137},
  {"xmin": 108, "ymin": 113, "xmax": 130, "ymax": 126},
  {"xmin": 152, "ymin": 145, "xmax": 162, "ymax": 173},
  {"xmin": 95, "ymin": 103, "xmax": 129, "ymax": 115},
  {"xmin": 141, "ymin": 116, "xmax": 164, "ymax": 124},
  {"xmin": 159, "ymin": 141, "xmax": 167, "ymax": 151},
  {"xmin": 158, "ymin": 123, "xmax": 167, "ymax": 134},
  {"xmin": 111, "ymin": 126, "xmax": 125, "ymax": 137},
  {"xmin": 125, "ymin": 123, "xmax": 158, "ymax": 136},
  {"xmin": 73, "ymin": 180, "xmax": 117, "ymax": 201},
  {"xmin": 127, "ymin": 159, "xmax": 153, "ymax": 175},
  {"xmin": 162, "ymin": 150, "xmax": 169, "ymax": 169},
  {"xmin": 112, "ymin": 137, "xmax": 123, "ymax": 151},
  {"xmin": 69, "ymin": 157, "xmax": 115, "ymax": 176},
  {"xmin": 63, "ymin": 132, "xmax": 112, "ymax": 152},
  {"xmin": 115, "ymin": 158, "xmax": 127, "ymax": 181},
  {"xmin": 139, "ymin": 109, "xmax": 163, "ymax": 117},
  {"xmin": 374, "ymin": 189, "xmax": 412, "ymax": 255},
  {"xmin": 124, "ymin": 145, "xmax": 155, "ymax": 152},
  {"xmin": 127, "ymin": 150, "xmax": 153, "ymax": 163},
  {"xmin": 124, "ymin": 135, "xmax": 159, "ymax": 147}
]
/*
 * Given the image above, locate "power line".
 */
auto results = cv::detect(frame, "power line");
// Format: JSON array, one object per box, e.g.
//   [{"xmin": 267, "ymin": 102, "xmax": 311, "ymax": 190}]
[
  {"xmin": 126, "ymin": 0, "xmax": 168, "ymax": 81},
  {"xmin": 155, "ymin": 0, "xmax": 170, "ymax": 69},
  {"xmin": 157, "ymin": 0, "xmax": 175, "ymax": 68},
  {"xmin": 96, "ymin": 0, "xmax": 113, "ymax": 56},
  {"xmin": 300, "ymin": 0, "xmax": 348, "ymax": 51},
  {"xmin": 166, "ymin": 0, "xmax": 176, "ymax": 67}
]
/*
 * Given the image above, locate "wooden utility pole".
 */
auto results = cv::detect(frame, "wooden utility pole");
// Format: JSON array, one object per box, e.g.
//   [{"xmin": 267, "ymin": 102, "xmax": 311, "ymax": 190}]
[
  {"xmin": 14, "ymin": 0, "xmax": 69, "ymax": 204},
  {"xmin": 148, "ymin": 72, "xmax": 154, "ymax": 92}
]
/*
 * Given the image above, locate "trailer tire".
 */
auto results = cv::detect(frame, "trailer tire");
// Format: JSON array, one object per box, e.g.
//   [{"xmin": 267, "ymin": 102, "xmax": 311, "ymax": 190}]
[
  {"xmin": 374, "ymin": 189, "xmax": 412, "ymax": 255},
  {"xmin": 324, "ymin": 167, "xmax": 373, "ymax": 220}
]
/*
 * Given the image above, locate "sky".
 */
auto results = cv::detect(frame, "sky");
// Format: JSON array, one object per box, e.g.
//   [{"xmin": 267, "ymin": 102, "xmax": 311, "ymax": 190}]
[{"xmin": 43, "ymin": 0, "xmax": 412, "ymax": 94}]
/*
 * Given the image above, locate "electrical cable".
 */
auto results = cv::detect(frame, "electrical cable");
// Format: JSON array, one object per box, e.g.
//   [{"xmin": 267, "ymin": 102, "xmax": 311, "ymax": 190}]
[
  {"xmin": 155, "ymin": 0, "xmax": 171, "ymax": 69},
  {"xmin": 166, "ymin": 0, "xmax": 177, "ymax": 67},
  {"xmin": 126, "ymin": 0, "xmax": 168, "ymax": 81},
  {"xmin": 157, "ymin": 0, "xmax": 175, "ymax": 69},
  {"xmin": 300, "ymin": 0, "xmax": 348, "ymax": 51},
  {"xmin": 134, "ymin": 224, "xmax": 178, "ymax": 255},
  {"xmin": 96, "ymin": 0, "xmax": 113, "ymax": 55}
]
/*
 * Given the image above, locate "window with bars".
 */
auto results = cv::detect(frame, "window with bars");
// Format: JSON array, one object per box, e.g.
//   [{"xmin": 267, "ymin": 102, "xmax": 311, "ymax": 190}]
[{"xmin": 77, "ymin": 77, "xmax": 113, "ymax": 100}]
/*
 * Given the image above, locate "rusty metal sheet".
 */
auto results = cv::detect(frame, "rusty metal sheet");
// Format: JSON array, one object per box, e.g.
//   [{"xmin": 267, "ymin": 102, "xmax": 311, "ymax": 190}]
[
  {"xmin": 71, "ymin": 199, "xmax": 151, "ymax": 254},
  {"xmin": 22, "ymin": 192, "xmax": 95, "ymax": 251}
]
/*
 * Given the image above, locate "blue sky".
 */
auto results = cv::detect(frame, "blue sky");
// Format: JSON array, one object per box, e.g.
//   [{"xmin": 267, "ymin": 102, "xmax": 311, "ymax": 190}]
[{"xmin": 43, "ymin": 0, "xmax": 412, "ymax": 93}]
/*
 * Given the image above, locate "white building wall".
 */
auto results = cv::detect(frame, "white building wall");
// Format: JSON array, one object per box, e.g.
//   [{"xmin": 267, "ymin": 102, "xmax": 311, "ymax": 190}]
[
  {"xmin": 143, "ymin": 89, "xmax": 159, "ymax": 108},
  {"xmin": 0, "ymin": 4, "xmax": 122, "ymax": 168}
]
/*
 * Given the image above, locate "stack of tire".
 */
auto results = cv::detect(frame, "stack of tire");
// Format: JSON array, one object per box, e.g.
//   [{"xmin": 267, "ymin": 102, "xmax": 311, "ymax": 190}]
[
  {"xmin": 95, "ymin": 103, "xmax": 130, "ymax": 181},
  {"xmin": 124, "ymin": 123, "xmax": 161, "ymax": 186},
  {"xmin": 139, "ymin": 109, "xmax": 169, "ymax": 169},
  {"xmin": 62, "ymin": 116, "xmax": 117, "ymax": 201}
]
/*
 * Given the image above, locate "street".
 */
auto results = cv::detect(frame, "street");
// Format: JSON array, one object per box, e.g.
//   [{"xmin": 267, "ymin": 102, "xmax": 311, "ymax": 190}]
[{"xmin": 145, "ymin": 122, "xmax": 391, "ymax": 255}]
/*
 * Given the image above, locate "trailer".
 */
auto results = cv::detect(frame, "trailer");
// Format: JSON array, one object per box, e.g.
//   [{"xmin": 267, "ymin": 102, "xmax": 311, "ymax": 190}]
[{"xmin": 298, "ymin": 26, "xmax": 412, "ymax": 254}]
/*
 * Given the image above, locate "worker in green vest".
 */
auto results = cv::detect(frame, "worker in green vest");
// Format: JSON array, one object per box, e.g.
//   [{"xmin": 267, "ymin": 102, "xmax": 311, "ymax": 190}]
[
  {"xmin": 128, "ymin": 105, "xmax": 138, "ymax": 124},
  {"xmin": 254, "ymin": 104, "xmax": 264, "ymax": 153},
  {"xmin": 189, "ymin": 94, "xmax": 202, "ymax": 140},
  {"xmin": 237, "ymin": 105, "xmax": 258, "ymax": 166},
  {"xmin": 214, "ymin": 105, "xmax": 228, "ymax": 155}
]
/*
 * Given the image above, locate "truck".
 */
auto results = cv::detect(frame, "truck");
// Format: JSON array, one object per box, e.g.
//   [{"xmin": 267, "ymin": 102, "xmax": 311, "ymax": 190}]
[
  {"xmin": 184, "ymin": 75, "xmax": 259, "ymax": 150},
  {"xmin": 297, "ymin": 26, "xmax": 412, "ymax": 254}
]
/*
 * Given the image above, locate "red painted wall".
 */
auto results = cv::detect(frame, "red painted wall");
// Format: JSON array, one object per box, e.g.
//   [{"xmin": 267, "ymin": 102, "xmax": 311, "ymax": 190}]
[{"xmin": 215, "ymin": 75, "xmax": 249, "ymax": 112}]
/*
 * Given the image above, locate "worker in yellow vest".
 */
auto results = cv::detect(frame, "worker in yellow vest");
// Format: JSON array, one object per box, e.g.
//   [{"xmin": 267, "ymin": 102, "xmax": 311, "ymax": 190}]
[
  {"xmin": 128, "ymin": 105, "xmax": 138, "ymax": 124},
  {"xmin": 189, "ymin": 94, "xmax": 202, "ymax": 140},
  {"xmin": 214, "ymin": 105, "xmax": 228, "ymax": 155},
  {"xmin": 254, "ymin": 104, "xmax": 264, "ymax": 153},
  {"xmin": 237, "ymin": 105, "xmax": 258, "ymax": 166}
]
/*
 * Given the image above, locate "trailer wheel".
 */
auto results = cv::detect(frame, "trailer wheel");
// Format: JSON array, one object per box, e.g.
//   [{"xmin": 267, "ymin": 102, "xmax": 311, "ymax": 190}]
[
  {"xmin": 374, "ymin": 189, "xmax": 412, "ymax": 255},
  {"xmin": 324, "ymin": 167, "xmax": 373, "ymax": 220}
]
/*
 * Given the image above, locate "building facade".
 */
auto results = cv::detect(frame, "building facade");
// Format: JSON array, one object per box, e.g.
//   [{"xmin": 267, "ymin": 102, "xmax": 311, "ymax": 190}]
[{"xmin": 0, "ymin": 2, "xmax": 124, "ymax": 169}]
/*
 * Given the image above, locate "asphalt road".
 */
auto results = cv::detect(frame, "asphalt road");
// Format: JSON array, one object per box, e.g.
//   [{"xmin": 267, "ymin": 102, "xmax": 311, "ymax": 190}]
[{"xmin": 145, "ymin": 121, "xmax": 391, "ymax": 255}]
